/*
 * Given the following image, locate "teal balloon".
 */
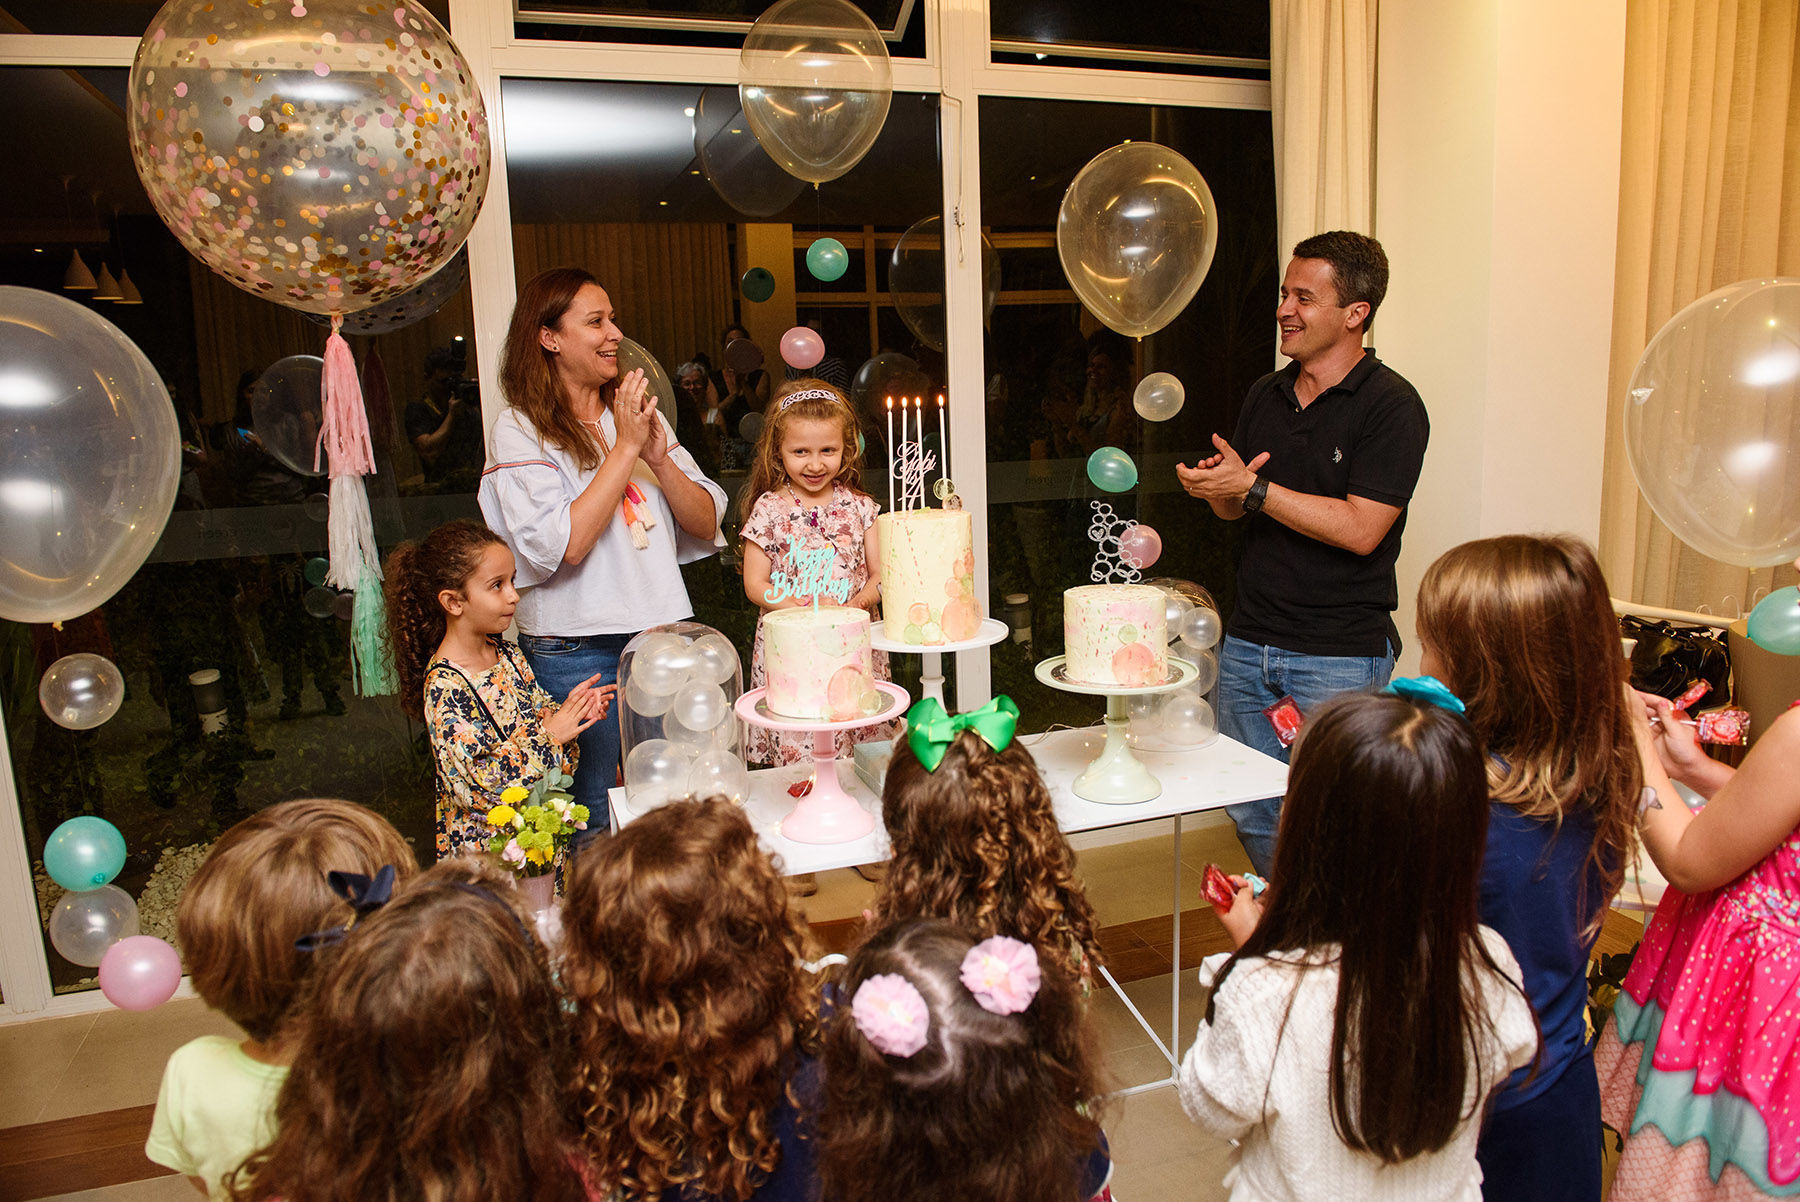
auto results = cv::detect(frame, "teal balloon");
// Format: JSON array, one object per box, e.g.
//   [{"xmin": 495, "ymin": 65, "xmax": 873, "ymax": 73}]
[
  {"xmin": 806, "ymin": 237, "xmax": 848, "ymax": 282},
  {"xmin": 741, "ymin": 266, "xmax": 776, "ymax": 302},
  {"xmin": 1087, "ymin": 447, "xmax": 1139, "ymax": 494},
  {"xmin": 43, "ymin": 816, "xmax": 128, "ymax": 892},
  {"xmin": 1748, "ymin": 586, "xmax": 1800, "ymax": 655},
  {"xmin": 304, "ymin": 557, "xmax": 330, "ymax": 587}
]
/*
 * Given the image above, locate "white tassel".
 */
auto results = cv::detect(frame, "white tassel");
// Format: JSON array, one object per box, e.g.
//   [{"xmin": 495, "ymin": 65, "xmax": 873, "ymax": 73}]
[{"xmin": 326, "ymin": 475, "xmax": 381, "ymax": 590}]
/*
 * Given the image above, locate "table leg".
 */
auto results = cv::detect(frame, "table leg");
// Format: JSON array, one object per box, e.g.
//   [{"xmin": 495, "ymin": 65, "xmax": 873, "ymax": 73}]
[{"xmin": 1171, "ymin": 812, "xmax": 1183, "ymax": 1065}]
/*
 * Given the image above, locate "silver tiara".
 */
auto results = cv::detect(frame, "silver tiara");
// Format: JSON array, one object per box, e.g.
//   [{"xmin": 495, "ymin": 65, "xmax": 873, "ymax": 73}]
[{"xmin": 780, "ymin": 388, "xmax": 840, "ymax": 410}]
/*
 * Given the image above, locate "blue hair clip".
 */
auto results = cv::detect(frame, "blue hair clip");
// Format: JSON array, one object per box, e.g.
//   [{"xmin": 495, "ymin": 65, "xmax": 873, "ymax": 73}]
[{"xmin": 1383, "ymin": 675, "xmax": 1466, "ymax": 715}]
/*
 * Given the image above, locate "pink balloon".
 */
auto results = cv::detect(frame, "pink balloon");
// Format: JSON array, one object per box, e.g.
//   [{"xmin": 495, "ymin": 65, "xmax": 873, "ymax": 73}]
[
  {"xmin": 98, "ymin": 935, "xmax": 182, "ymax": 1011},
  {"xmin": 1120, "ymin": 524, "xmax": 1163, "ymax": 569},
  {"xmin": 780, "ymin": 326, "xmax": 825, "ymax": 370}
]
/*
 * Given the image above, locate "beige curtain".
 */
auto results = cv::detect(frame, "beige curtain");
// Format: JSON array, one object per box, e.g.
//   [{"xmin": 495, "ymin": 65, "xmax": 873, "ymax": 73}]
[
  {"xmin": 1270, "ymin": 0, "xmax": 1378, "ymax": 266},
  {"xmin": 511, "ymin": 223, "xmax": 735, "ymax": 387},
  {"xmin": 1599, "ymin": 0, "xmax": 1800, "ymax": 612}
]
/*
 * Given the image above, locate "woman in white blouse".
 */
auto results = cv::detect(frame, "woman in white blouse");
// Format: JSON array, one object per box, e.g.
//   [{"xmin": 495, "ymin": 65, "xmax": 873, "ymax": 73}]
[{"xmin": 480, "ymin": 267, "xmax": 727, "ymax": 830}]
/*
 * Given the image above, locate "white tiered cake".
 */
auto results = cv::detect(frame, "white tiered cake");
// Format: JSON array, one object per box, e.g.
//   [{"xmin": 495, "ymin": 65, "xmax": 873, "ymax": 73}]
[
  {"xmin": 1063, "ymin": 584, "xmax": 1168, "ymax": 687},
  {"xmin": 762, "ymin": 606, "xmax": 882, "ymax": 721},
  {"xmin": 875, "ymin": 508, "xmax": 981, "ymax": 645}
]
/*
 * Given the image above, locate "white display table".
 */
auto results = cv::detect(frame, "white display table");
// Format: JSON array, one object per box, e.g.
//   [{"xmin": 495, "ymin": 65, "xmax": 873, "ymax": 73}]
[{"xmin": 608, "ymin": 725, "xmax": 1289, "ymax": 1091}]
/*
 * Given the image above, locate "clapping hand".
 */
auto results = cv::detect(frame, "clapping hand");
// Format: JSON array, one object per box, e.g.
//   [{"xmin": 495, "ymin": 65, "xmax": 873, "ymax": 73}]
[
  {"xmin": 1176, "ymin": 433, "xmax": 1270, "ymax": 502},
  {"xmin": 544, "ymin": 674, "xmax": 613, "ymax": 744},
  {"xmin": 612, "ymin": 369, "xmax": 655, "ymax": 454}
]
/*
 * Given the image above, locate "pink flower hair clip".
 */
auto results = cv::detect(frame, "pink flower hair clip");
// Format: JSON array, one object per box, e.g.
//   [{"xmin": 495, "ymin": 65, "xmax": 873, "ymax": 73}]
[
  {"xmin": 851, "ymin": 972, "xmax": 931, "ymax": 1057},
  {"xmin": 959, "ymin": 936, "xmax": 1041, "ymax": 1015}
]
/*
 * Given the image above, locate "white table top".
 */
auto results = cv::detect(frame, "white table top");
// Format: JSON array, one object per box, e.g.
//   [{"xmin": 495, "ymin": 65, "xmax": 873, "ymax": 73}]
[{"xmin": 608, "ymin": 726, "xmax": 1289, "ymax": 876}]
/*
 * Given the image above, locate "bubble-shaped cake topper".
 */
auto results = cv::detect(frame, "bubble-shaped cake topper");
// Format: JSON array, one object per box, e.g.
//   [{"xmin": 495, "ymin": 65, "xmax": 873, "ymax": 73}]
[{"xmin": 1088, "ymin": 500, "xmax": 1143, "ymax": 585}]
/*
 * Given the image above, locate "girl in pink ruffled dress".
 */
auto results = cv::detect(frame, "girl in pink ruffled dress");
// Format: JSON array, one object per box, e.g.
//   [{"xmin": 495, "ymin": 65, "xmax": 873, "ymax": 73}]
[{"xmin": 1599, "ymin": 693, "xmax": 1800, "ymax": 1200}]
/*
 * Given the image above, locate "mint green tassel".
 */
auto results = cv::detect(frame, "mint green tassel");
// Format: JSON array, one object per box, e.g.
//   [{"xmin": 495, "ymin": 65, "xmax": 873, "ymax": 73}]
[{"xmin": 351, "ymin": 567, "xmax": 398, "ymax": 696}]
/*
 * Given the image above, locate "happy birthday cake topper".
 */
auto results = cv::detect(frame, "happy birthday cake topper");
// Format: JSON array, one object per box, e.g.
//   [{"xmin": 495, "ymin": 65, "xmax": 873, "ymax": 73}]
[
  {"xmin": 765, "ymin": 534, "xmax": 852, "ymax": 610},
  {"xmin": 1087, "ymin": 501, "xmax": 1144, "ymax": 585}
]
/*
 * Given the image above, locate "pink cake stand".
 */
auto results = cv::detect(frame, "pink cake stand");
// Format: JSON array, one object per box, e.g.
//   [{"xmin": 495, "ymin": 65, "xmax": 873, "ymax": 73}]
[{"xmin": 735, "ymin": 682, "xmax": 911, "ymax": 844}]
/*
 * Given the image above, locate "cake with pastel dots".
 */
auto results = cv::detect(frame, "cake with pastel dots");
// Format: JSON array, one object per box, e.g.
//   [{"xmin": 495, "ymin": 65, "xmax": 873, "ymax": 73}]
[
  {"xmin": 763, "ymin": 606, "xmax": 882, "ymax": 721},
  {"xmin": 875, "ymin": 508, "xmax": 981, "ymax": 645},
  {"xmin": 1063, "ymin": 584, "xmax": 1167, "ymax": 687}
]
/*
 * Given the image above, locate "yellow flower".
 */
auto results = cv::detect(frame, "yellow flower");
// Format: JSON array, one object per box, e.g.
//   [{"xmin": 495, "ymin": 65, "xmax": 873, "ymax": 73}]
[
  {"xmin": 486, "ymin": 804, "xmax": 517, "ymax": 827},
  {"xmin": 525, "ymin": 845, "xmax": 552, "ymax": 866},
  {"xmin": 500, "ymin": 785, "xmax": 530, "ymax": 806}
]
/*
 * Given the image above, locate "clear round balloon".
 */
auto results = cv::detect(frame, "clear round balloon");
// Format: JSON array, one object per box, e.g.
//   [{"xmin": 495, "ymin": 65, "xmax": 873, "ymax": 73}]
[
  {"xmin": 49, "ymin": 884, "xmax": 141, "ymax": 968},
  {"xmin": 850, "ymin": 352, "xmax": 930, "ymax": 417},
  {"xmin": 1158, "ymin": 689, "xmax": 1218, "ymax": 750},
  {"xmin": 303, "ymin": 586, "xmax": 338, "ymax": 618},
  {"xmin": 687, "ymin": 748, "xmax": 751, "ymax": 805},
  {"xmin": 1144, "ymin": 576, "xmax": 1219, "ymax": 619},
  {"xmin": 0, "ymin": 289, "xmax": 181, "ymax": 625},
  {"xmin": 1178, "ymin": 606, "xmax": 1223, "ymax": 652},
  {"xmin": 1624, "ymin": 278, "xmax": 1800, "ymax": 567},
  {"xmin": 739, "ymin": 0, "xmax": 893, "ymax": 186},
  {"xmin": 40, "ymin": 654, "xmax": 127, "ymax": 731},
  {"xmin": 127, "ymin": 0, "xmax": 490, "ymax": 316},
  {"xmin": 1134, "ymin": 372, "xmax": 1186, "ymax": 422},
  {"xmin": 1187, "ymin": 649, "xmax": 1220, "ymax": 694},
  {"xmin": 1057, "ymin": 142, "xmax": 1219, "ymax": 339},
  {"xmin": 249, "ymin": 355, "xmax": 326, "ymax": 477},
  {"xmin": 619, "ymin": 622, "xmax": 746, "ymax": 805},
  {"xmin": 694, "ymin": 86, "xmax": 808, "ymax": 219},
  {"xmin": 303, "ymin": 250, "xmax": 468, "ymax": 337},
  {"xmin": 618, "ymin": 338, "xmax": 678, "ymax": 436},
  {"xmin": 889, "ymin": 215, "xmax": 1001, "ymax": 353},
  {"xmin": 1125, "ymin": 692, "xmax": 1163, "ymax": 744}
]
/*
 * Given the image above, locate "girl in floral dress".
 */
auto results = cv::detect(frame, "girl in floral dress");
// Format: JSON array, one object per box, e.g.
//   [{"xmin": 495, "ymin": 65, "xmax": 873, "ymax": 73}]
[
  {"xmin": 1599, "ymin": 691, "xmax": 1800, "ymax": 1201},
  {"xmin": 383, "ymin": 519, "xmax": 614, "ymax": 857},
  {"xmin": 737, "ymin": 380, "xmax": 897, "ymax": 766}
]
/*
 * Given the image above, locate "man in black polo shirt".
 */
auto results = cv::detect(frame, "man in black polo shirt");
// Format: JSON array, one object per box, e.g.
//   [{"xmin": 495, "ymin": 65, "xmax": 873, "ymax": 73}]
[{"xmin": 1176, "ymin": 231, "xmax": 1428, "ymax": 875}]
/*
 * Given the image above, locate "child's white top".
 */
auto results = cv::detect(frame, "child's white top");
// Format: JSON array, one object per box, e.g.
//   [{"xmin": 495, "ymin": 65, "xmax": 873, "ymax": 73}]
[
  {"xmin": 145, "ymin": 1035, "xmax": 289, "ymax": 1200},
  {"xmin": 480, "ymin": 406, "xmax": 727, "ymax": 637},
  {"xmin": 1177, "ymin": 927, "xmax": 1537, "ymax": 1202}
]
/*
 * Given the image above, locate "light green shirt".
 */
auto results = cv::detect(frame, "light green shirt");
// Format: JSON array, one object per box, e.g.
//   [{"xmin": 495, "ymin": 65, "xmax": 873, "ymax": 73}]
[{"xmin": 145, "ymin": 1035, "xmax": 288, "ymax": 1200}]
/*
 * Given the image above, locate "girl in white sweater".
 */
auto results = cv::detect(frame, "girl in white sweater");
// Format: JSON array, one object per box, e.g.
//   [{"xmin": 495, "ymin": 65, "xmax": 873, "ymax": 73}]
[{"xmin": 1179, "ymin": 688, "xmax": 1538, "ymax": 1201}]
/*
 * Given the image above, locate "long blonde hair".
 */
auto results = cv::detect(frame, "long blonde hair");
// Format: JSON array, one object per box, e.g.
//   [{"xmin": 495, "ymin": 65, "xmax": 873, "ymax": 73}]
[
  {"xmin": 1416, "ymin": 534, "xmax": 1640, "ymax": 935},
  {"xmin": 735, "ymin": 378, "xmax": 866, "ymax": 529}
]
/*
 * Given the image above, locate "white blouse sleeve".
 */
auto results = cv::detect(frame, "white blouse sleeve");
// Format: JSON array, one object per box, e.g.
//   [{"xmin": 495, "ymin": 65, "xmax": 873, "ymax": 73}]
[
  {"xmin": 1176, "ymin": 953, "xmax": 1272, "ymax": 1142},
  {"xmin": 479, "ymin": 411, "xmax": 572, "ymax": 589},
  {"xmin": 661, "ymin": 412, "xmax": 729, "ymax": 561}
]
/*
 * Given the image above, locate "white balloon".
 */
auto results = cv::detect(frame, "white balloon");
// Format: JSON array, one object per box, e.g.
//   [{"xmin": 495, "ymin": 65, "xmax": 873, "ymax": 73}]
[
  {"xmin": 625, "ymin": 675, "xmax": 675, "ymax": 718},
  {"xmin": 1163, "ymin": 595, "xmax": 1194, "ymax": 642},
  {"xmin": 662, "ymin": 709, "xmax": 715, "ymax": 750},
  {"xmin": 48, "ymin": 884, "xmax": 140, "ymax": 968},
  {"xmin": 672, "ymin": 681, "xmax": 730, "ymax": 732},
  {"xmin": 1179, "ymin": 607, "xmax": 1222, "ymax": 652},
  {"xmin": 1188, "ymin": 649, "xmax": 1219, "ymax": 694},
  {"xmin": 624, "ymin": 739, "xmax": 697, "ymax": 808},
  {"xmin": 39, "ymin": 654, "xmax": 126, "ymax": 730},
  {"xmin": 687, "ymin": 749, "xmax": 751, "ymax": 805},
  {"xmin": 1160, "ymin": 691, "xmax": 1218, "ymax": 749},
  {"xmin": 1126, "ymin": 692, "xmax": 1163, "ymax": 736},
  {"xmin": 690, "ymin": 633, "xmax": 741, "ymax": 686}
]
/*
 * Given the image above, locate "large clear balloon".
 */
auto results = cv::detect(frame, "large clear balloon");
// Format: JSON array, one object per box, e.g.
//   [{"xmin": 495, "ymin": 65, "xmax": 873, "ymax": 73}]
[
  {"xmin": 39, "ymin": 654, "xmax": 127, "ymax": 731},
  {"xmin": 850, "ymin": 352, "xmax": 929, "ymax": 416},
  {"xmin": 1624, "ymin": 278, "xmax": 1800, "ymax": 567},
  {"xmin": 99, "ymin": 935, "xmax": 183, "ymax": 1011},
  {"xmin": 1134, "ymin": 372, "xmax": 1186, "ymax": 422},
  {"xmin": 127, "ymin": 0, "xmax": 490, "ymax": 315},
  {"xmin": 1747, "ymin": 587, "xmax": 1800, "ymax": 655},
  {"xmin": 618, "ymin": 622, "xmax": 746, "ymax": 802},
  {"xmin": 303, "ymin": 250, "xmax": 468, "ymax": 337},
  {"xmin": 618, "ymin": 338, "xmax": 678, "ymax": 437},
  {"xmin": 694, "ymin": 86, "xmax": 808, "ymax": 218},
  {"xmin": 0, "ymin": 289, "xmax": 180, "ymax": 625},
  {"xmin": 889, "ymin": 215, "xmax": 1001, "ymax": 353},
  {"xmin": 48, "ymin": 884, "xmax": 141, "ymax": 968},
  {"xmin": 624, "ymin": 739, "xmax": 698, "ymax": 810},
  {"xmin": 739, "ymin": 0, "xmax": 893, "ymax": 186},
  {"xmin": 43, "ymin": 816, "xmax": 129, "ymax": 892},
  {"xmin": 249, "ymin": 355, "xmax": 326, "ymax": 477},
  {"xmin": 1057, "ymin": 142, "xmax": 1219, "ymax": 339}
]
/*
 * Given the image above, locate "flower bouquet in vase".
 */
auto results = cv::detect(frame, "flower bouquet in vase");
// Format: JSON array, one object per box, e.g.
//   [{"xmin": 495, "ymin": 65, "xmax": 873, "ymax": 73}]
[{"xmin": 485, "ymin": 770, "xmax": 588, "ymax": 912}]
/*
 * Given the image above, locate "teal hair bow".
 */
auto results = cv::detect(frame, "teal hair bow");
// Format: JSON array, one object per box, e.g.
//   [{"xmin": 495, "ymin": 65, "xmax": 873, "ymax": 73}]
[
  {"xmin": 1383, "ymin": 675, "xmax": 1466, "ymax": 715},
  {"xmin": 905, "ymin": 696, "xmax": 1021, "ymax": 772}
]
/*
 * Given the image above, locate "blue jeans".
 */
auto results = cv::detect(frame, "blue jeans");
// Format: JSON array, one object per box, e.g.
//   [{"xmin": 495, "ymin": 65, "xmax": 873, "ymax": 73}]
[
  {"xmin": 518, "ymin": 631, "xmax": 633, "ymax": 837},
  {"xmin": 1217, "ymin": 633, "xmax": 1395, "ymax": 876}
]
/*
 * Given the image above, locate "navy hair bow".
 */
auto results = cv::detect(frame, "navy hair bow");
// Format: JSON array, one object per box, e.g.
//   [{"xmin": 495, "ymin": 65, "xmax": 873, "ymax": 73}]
[{"xmin": 294, "ymin": 864, "xmax": 397, "ymax": 952}]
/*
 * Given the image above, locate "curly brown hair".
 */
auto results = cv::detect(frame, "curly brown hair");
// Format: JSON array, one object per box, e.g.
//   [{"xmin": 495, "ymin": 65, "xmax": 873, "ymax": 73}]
[
  {"xmin": 382, "ymin": 518, "xmax": 506, "ymax": 719},
  {"xmin": 560, "ymin": 797, "xmax": 819, "ymax": 1202},
  {"xmin": 819, "ymin": 918, "xmax": 1105, "ymax": 1202},
  {"xmin": 178, "ymin": 799, "xmax": 417, "ymax": 1043},
  {"xmin": 230, "ymin": 858, "xmax": 589, "ymax": 1202},
  {"xmin": 735, "ymin": 378, "xmax": 867, "ymax": 531},
  {"xmin": 500, "ymin": 265, "xmax": 609, "ymax": 472},
  {"xmin": 873, "ymin": 730, "xmax": 1103, "ymax": 986}
]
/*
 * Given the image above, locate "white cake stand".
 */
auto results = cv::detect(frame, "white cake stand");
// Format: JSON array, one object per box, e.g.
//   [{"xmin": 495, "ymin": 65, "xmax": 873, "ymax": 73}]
[
  {"xmin": 870, "ymin": 617, "xmax": 1010, "ymax": 706},
  {"xmin": 735, "ymin": 682, "xmax": 911, "ymax": 844},
  {"xmin": 1033, "ymin": 655, "xmax": 1199, "ymax": 804}
]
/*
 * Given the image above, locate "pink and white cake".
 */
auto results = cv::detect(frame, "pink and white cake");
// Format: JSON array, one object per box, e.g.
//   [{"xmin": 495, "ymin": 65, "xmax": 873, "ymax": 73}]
[
  {"xmin": 876, "ymin": 508, "xmax": 982, "ymax": 645},
  {"xmin": 763, "ymin": 606, "xmax": 882, "ymax": 721},
  {"xmin": 1063, "ymin": 584, "xmax": 1167, "ymax": 687}
]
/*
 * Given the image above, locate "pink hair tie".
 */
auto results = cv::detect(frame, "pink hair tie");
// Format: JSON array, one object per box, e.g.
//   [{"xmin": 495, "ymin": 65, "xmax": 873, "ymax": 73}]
[
  {"xmin": 851, "ymin": 972, "xmax": 930, "ymax": 1057},
  {"xmin": 960, "ymin": 937, "xmax": 1041, "ymax": 1015}
]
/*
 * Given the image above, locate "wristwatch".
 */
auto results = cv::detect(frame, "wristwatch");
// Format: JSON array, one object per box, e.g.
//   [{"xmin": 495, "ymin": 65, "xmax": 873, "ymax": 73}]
[{"xmin": 1242, "ymin": 477, "xmax": 1269, "ymax": 514}]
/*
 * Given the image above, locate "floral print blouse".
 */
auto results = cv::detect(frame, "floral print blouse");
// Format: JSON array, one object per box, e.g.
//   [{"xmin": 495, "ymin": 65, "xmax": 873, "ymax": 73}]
[{"xmin": 424, "ymin": 636, "xmax": 576, "ymax": 858}]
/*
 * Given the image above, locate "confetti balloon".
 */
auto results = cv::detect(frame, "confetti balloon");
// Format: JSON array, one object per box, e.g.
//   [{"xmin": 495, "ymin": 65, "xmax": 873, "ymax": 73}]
[
  {"xmin": 302, "ymin": 249, "xmax": 468, "ymax": 336},
  {"xmin": 127, "ymin": 0, "xmax": 491, "ymax": 316},
  {"xmin": 739, "ymin": 0, "xmax": 893, "ymax": 185},
  {"xmin": 39, "ymin": 654, "xmax": 127, "ymax": 731}
]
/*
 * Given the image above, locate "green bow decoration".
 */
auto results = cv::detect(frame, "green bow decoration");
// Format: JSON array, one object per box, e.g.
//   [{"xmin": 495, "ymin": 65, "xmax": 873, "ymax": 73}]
[{"xmin": 905, "ymin": 696, "xmax": 1021, "ymax": 772}]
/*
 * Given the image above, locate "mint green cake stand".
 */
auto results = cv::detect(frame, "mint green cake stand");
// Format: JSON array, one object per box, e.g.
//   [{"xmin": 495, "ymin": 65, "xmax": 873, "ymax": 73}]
[{"xmin": 1033, "ymin": 655, "xmax": 1199, "ymax": 804}]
